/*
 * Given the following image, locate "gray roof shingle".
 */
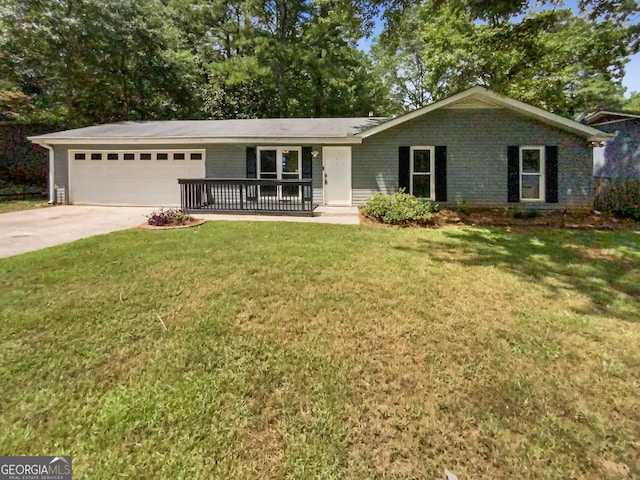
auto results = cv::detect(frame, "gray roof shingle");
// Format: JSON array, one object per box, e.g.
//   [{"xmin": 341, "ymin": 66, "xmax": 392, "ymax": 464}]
[{"xmin": 31, "ymin": 117, "xmax": 390, "ymax": 140}]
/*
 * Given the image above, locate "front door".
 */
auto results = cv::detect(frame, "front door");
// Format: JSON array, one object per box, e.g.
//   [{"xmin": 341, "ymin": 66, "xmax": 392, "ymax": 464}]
[{"xmin": 323, "ymin": 146, "xmax": 352, "ymax": 206}]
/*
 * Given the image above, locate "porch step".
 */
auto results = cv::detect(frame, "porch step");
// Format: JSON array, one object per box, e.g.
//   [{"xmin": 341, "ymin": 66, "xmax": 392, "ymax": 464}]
[{"xmin": 313, "ymin": 206, "xmax": 359, "ymax": 217}]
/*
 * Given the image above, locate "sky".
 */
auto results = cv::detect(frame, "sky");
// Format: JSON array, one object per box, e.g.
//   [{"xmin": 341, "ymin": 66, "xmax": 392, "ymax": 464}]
[{"xmin": 358, "ymin": 0, "xmax": 640, "ymax": 95}]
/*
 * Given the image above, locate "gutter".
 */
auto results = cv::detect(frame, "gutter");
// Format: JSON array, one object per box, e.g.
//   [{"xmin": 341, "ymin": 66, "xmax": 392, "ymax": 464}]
[{"xmin": 23, "ymin": 136, "xmax": 364, "ymax": 145}]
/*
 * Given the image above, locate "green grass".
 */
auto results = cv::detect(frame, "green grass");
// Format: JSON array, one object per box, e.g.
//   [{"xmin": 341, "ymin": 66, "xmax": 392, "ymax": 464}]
[
  {"xmin": 1, "ymin": 222, "xmax": 639, "ymax": 479},
  {"xmin": 0, "ymin": 199, "xmax": 49, "ymax": 214}
]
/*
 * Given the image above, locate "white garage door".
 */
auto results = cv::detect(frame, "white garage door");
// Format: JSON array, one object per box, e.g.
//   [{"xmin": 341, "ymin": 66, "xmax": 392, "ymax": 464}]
[{"xmin": 69, "ymin": 150, "xmax": 206, "ymax": 206}]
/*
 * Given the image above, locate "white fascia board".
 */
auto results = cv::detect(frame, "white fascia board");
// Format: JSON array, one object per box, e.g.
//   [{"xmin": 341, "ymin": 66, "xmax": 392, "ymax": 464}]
[
  {"xmin": 590, "ymin": 118, "xmax": 636, "ymax": 127},
  {"xmin": 586, "ymin": 111, "xmax": 640, "ymax": 124},
  {"xmin": 358, "ymin": 86, "xmax": 611, "ymax": 141},
  {"xmin": 28, "ymin": 136, "xmax": 362, "ymax": 145}
]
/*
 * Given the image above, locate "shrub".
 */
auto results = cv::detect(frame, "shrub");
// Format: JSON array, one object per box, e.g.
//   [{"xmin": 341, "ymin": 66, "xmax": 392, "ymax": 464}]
[
  {"xmin": 457, "ymin": 200, "xmax": 471, "ymax": 216},
  {"xmin": 147, "ymin": 208, "xmax": 193, "ymax": 226},
  {"xmin": 509, "ymin": 207, "xmax": 540, "ymax": 219},
  {"xmin": 595, "ymin": 178, "xmax": 640, "ymax": 221},
  {"xmin": 361, "ymin": 192, "xmax": 438, "ymax": 225}
]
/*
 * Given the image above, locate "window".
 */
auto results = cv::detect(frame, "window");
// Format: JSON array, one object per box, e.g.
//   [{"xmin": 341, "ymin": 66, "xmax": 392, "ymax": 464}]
[
  {"xmin": 520, "ymin": 147, "xmax": 545, "ymax": 201},
  {"xmin": 410, "ymin": 146, "xmax": 434, "ymax": 199},
  {"xmin": 71, "ymin": 149, "xmax": 205, "ymax": 164},
  {"xmin": 257, "ymin": 147, "xmax": 302, "ymax": 198}
]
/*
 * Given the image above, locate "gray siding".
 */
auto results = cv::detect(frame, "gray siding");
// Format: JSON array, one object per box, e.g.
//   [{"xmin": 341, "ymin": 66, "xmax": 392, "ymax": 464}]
[
  {"xmin": 352, "ymin": 108, "xmax": 594, "ymax": 208},
  {"xmin": 205, "ymin": 143, "xmax": 323, "ymax": 205},
  {"xmin": 205, "ymin": 144, "xmax": 245, "ymax": 177}
]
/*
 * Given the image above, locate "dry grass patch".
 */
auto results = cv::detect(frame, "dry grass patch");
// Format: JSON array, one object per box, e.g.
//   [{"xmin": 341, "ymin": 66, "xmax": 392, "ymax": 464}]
[{"xmin": 0, "ymin": 199, "xmax": 49, "ymax": 214}]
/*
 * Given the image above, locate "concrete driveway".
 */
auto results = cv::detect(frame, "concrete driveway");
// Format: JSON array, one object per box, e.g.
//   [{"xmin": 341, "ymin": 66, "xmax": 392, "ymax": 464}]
[{"xmin": 0, "ymin": 206, "xmax": 154, "ymax": 258}]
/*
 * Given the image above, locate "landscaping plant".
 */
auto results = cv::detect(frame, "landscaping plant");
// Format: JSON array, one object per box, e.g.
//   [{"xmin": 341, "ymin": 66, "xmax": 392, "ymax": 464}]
[
  {"xmin": 146, "ymin": 207, "xmax": 193, "ymax": 226},
  {"xmin": 595, "ymin": 178, "xmax": 640, "ymax": 221},
  {"xmin": 360, "ymin": 191, "xmax": 438, "ymax": 225}
]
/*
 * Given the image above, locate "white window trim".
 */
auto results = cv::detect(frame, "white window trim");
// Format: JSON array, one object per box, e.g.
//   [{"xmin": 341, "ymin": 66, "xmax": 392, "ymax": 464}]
[
  {"xmin": 409, "ymin": 146, "xmax": 435, "ymax": 200},
  {"xmin": 519, "ymin": 146, "xmax": 545, "ymax": 202},
  {"xmin": 256, "ymin": 146, "xmax": 302, "ymax": 180}
]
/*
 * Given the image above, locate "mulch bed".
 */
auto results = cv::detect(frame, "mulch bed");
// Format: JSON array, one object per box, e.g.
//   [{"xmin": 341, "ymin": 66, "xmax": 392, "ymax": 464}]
[
  {"xmin": 137, "ymin": 218, "xmax": 206, "ymax": 230},
  {"xmin": 361, "ymin": 208, "xmax": 640, "ymax": 231}
]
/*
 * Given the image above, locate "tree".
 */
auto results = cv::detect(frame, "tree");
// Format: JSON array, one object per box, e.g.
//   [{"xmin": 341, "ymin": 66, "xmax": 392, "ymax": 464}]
[
  {"xmin": 1, "ymin": 0, "xmax": 204, "ymax": 125},
  {"xmin": 171, "ymin": 0, "xmax": 393, "ymax": 118},
  {"xmin": 373, "ymin": 0, "xmax": 638, "ymax": 116},
  {"xmin": 0, "ymin": 0, "xmax": 393, "ymax": 124},
  {"xmin": 624, "ymin": 92, "xmax": 640, "ymax": 112}
]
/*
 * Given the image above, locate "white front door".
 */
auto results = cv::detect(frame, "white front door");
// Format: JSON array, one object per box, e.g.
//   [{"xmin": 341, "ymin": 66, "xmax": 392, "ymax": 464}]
[{"xmin": 323, "ymin": 146, "xmax": 352, "ymax": 206}]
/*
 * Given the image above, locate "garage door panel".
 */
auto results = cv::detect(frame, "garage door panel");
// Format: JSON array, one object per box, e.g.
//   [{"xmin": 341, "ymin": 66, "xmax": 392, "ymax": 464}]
[{"xmin": 69, "ymin": 152, "xmax": 205, "ymax": 206}]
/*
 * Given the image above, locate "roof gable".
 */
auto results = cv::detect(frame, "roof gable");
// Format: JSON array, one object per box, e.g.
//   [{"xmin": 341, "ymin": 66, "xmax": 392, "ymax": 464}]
[
  {"xmin": 359, "ymin": 87, "xmax": 610, "ymax": 142},
  {"xmin": 581, "ymin": 110, "xmax": 640, "ymax": 126}
]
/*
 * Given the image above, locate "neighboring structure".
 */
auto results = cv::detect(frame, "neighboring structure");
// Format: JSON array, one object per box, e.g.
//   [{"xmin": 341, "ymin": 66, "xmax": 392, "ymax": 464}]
[
  {"xmin": 29, "ymin": 87, "xmax": 608, "ymax": 213},
  {"xmin": 580, "ymin": 111, "xmax": 640, "ymax": 179}
]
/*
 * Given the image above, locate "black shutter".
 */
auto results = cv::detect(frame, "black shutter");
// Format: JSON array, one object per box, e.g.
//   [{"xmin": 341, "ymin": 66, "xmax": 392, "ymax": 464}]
[
  {"xmin": 246, "ymin": 147, "xmax": 257, "ymax": 178},
  {"xmin": 545, "ymin": 146, "xmax": 559, "ymax": 203},
  {"xmin": 434, "ymin": 146, "xmax": 447, "ymax": 202},
  {"xmin": 399, "ymin": 146, "xmax": 410, "ymax": 193},
  {"xmin": 507, "ymin": 146, "xmax": 520, "ymax": 203},
  {"xmin": 246, "ymin": 147, "xmax": 257, "ymax": 200},
  {"xmin": 302, "ymin": 146, "xmax": 313, "ymax": 201}
]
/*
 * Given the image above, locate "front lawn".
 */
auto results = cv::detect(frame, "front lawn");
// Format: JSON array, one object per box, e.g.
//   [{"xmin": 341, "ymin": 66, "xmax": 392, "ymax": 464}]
[
  {"xmin": 0, "ymin": 198, "xmax": 49, "ymax": 214},
  {"xmin": 0, "ymin": 222, "xmax": 638, "ymax": 479}
]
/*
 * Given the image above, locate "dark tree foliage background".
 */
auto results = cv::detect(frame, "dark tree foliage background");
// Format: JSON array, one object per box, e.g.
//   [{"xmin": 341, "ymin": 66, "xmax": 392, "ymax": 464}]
[
  {"xmin": 373, "ymin": 0, "xmax": 640, "ymax": 116},
  {"xmin": 0, "ymin": 0, "xmax": 638, "ymax": 126}
]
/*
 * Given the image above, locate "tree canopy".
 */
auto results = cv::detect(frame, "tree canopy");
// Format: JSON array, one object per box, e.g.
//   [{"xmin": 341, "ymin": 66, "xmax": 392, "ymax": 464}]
[
  {"xmin": 0, "ymin": 0, "xmax": 638, "ymax": 125},
  {"xmin": 373, "ymin": 0, "xmax": 639, "ymax": 116}
]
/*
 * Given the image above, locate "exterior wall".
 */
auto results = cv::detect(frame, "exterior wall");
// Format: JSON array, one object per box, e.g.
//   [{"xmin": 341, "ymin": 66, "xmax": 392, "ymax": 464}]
[
  {"xmin": 52, "ymin": 142, "xmax": 325, "ymax": 205},
  {"xmin": 592, "ymin": 120, "xmax": 640, "ymax": 179},
  {"xmin": 204, "ymin": 143, "xmax": 324, "ymax": 206},
  {"xmin": 352, "ymin": 108, "xmax": 594, "ymax": 209}
]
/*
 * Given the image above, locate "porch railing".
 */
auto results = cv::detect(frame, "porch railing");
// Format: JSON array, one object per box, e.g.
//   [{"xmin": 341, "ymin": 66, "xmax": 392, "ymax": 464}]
[{"xmin": 178, "ymin": 178, "xmax": 314, "ymax": 215}]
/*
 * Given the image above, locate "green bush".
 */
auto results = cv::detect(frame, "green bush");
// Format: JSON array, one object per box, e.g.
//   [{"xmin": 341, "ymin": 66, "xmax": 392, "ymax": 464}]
[
  {"xmin": 509, "ymin": 207, "xmax": 540, "ymax": 219},
  {"xmin": 457, "ymin": 200, "xmax": 471, "ymax": 216},
  {"xmin": 595, "ymin": 178, "xmax": 640, "ymax": 221},
  {"xmin": 361, "ymin": 192, "xmax": 438, "ymax": 225}
]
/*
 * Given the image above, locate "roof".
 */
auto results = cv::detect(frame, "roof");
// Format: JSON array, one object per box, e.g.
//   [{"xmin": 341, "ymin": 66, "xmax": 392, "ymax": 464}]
[
  {"xmin": 29, "ymin": 87, "xmax": 610, "ymax": 145},
  {"xmin": 359, "ymin": 87, "xmax": 610, "ymax": 142},
  {"xmin": 579, "ymin": 110, "xmax": 640, "ymax": 127},
  {"xmin": 29, "ymin": 117, "xmax": 389, "ymax": 145}
]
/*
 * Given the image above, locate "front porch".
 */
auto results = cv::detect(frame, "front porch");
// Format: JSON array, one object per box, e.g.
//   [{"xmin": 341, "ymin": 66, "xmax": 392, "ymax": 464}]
[{"xmin": 179, "ymin": 178, "xmax": 316, "ymax": 216}]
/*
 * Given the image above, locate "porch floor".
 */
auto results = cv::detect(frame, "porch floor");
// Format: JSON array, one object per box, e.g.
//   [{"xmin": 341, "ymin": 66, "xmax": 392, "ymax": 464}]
[
  {"xmin": 313, "ymin": 206, "xmax": 359, "ymax": 216},
  {"xmin": 192, "ymin": 206, "xmax": 360, "ymax": 224}
]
